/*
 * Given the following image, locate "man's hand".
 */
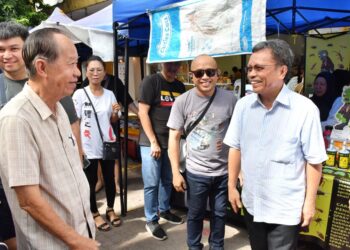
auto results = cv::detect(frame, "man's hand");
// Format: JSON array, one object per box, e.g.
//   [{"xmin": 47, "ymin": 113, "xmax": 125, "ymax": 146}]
[
  {"xmin": 228, "ymin": 186, "xmax": 242, "ymax": 213},
  {"xmin": 69, "ymin": 235, "xmax": 100, "ymax": 250},
  {"xmin": 150, "ymin": 140, "xmax": 161, "ymax": 159},
  {"xmin": 238, "ymin": 172, "xmax": 244, "ymax": 187},
  {"xmin": 301, "ymin": 200, "xmax": 315, "ymax": 227},
  {"xmin": 173, "ymin": 172, "xmax": 186, "ymax": 192}
]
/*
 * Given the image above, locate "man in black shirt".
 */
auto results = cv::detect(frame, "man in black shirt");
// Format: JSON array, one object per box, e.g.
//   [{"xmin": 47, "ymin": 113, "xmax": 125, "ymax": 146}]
[{"xmin": 138, "ymin": 62, "xmax": 185, "ymax": 241}]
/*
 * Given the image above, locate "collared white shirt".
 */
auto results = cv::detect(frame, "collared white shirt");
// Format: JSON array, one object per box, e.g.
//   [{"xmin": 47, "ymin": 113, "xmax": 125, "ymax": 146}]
[{"xmin": 224, "ymin": 85, "xmax": 327, "ymax": 225}]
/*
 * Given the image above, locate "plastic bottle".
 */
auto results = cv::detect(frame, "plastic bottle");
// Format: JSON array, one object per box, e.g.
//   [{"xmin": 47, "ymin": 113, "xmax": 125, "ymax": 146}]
[
  {"xmin": 326, "ymin": 140, "xmax": 337, "ymax": 167},
  {"xmin": 338, "ymin": 141, "xmax": 349, "ymax": 169}
]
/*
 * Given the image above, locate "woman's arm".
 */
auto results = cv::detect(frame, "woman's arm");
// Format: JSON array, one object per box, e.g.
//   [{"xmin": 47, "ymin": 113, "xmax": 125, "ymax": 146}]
[{"xmin": 110, "ymin": 102, "xmax": 121, "ymax": 123}]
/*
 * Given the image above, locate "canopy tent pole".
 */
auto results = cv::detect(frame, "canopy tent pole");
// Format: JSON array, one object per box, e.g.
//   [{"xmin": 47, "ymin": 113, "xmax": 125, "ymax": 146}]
[
  {"xmin": 113, "ymin": 21, "xmax": 126, "ymax": 216},
  {"xmin": 292, "ymin": 0, "xmax": 296, "ymax": 33},
  {"xmin": 240, "ymin": 55, "xmax": 247, "ymax": 98},
  {"xmin": 122, "ymin": 37, "xmax": 130, "ymax": 215}
]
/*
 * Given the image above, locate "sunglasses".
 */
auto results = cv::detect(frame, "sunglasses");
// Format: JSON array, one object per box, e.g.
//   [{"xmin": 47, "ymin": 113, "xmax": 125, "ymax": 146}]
[{"xmin": 190, "ymin": 69, "xmax": 217, "ymax": 78}]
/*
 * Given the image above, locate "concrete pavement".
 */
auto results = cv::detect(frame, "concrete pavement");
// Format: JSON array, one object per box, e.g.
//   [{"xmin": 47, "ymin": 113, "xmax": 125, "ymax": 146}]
[{"xmin": 94, "ymin": 162, "xmax": 251, "ymax": 249}]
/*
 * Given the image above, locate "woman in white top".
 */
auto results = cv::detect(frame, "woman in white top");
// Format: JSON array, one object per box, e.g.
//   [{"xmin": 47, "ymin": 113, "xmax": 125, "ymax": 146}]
[{"xmin": 73, "ymin": 55, "xmax": 121, "ymax": 231}]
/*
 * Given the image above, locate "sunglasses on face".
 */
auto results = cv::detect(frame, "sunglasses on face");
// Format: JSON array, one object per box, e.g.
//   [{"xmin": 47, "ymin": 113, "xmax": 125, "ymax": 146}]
[{"xmin": 190, "ymin": 69, "xmax": 217, "ymax": 78}]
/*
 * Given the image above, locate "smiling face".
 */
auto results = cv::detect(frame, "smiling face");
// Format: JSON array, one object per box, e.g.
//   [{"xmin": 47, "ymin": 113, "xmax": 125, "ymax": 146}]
[
  {"xmin": 247, "ymin": 48, "xmax": 287, "ymax": 98},
  {"xmin": 190, "ymin": 55, "xmax": 218, "ymax": 97},
  {"xmin": 45, "ymin": 34, "xmax": 81, "ymax": 98},
  {"xmin": 0, "ymin": 36, "xmax": 26, "ymax": 78},
  {"xmin": 86, "ymin": 60, "xmax": 105, "ymax": 86}
]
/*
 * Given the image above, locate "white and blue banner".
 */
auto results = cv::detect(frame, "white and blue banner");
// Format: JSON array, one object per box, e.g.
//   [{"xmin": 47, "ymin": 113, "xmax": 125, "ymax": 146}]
[{"xmin": 147, "ymin": 0, "xmax": 266, "ymax": 63}]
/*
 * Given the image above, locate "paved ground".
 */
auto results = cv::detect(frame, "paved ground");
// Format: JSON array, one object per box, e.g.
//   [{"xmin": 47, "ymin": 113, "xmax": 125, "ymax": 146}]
[
  {"xmin": 93, "ymin": 161, "xmax": 322, "ymax": 250},
  {"xmin": 94, "ymin": 162, "xmax": 251, "ymax": 250}
]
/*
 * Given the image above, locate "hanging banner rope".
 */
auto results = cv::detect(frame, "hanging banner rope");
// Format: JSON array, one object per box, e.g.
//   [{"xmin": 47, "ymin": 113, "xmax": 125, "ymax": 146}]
[{"xmin": 147, "ymin": 0, "xmax": 266, "ymax": 63}]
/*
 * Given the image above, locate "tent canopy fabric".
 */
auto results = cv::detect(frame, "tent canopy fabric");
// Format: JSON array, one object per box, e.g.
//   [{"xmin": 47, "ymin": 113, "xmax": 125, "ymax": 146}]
[
  {"xmin": 31, "ymin": 5, "xmax": 124, "ymax": 61},
  {"xmin": 113, "ymin": 0, "xmax": 350, "ymax": 37},
  {"xmin": 266, "ymin": 0, "xmax": 350, "ymax": 35}
]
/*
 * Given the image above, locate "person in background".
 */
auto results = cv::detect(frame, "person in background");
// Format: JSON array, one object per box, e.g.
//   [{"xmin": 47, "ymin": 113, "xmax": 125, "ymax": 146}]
[
  {"xmin": 138, "ymin": 62, "xmax": 185, "ymax": 241},
  {"xmin": 310, "ymin": 71, "xmax": 336, "ymax": 123},
  {"xmin": 73, "ymin": 55, "xmax": 121, "ymax": 232},
  {"xmin": 0, "ymin": 20, "xmax": 29, "ymax": 250},
  {"xmin": 0, "ymin": 28, "xmax": 99, "ymax": 249},
  {"xmin": 83, "ymin": 73, "xmax": 138, "ymax": 193},
  {"xmin": 322, "ymin": 69, "xmax": 350, "ymax": 129},
  {"xmin": 230, "ymin": 66, "xmax": 241, "ymax": 83},
  {"xmin": 168, "ymin": 54, "xmax": 237, "ymax": 249},
  {"xmin": 224, "ymin": 39, "xmax": 327, "ymax": 250}
]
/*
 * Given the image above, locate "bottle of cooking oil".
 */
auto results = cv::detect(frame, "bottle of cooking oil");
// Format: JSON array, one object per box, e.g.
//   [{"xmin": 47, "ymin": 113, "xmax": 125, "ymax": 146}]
[
  {"xmin": 326, "ymin": 140, "xmax": 337, "ymax": 167},
  {"xmin": 338, "ymin": 141, "xmax": 349, "ymax": 169}
]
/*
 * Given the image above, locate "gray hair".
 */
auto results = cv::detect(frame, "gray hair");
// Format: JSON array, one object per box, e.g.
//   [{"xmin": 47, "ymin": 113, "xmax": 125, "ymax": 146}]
[
  {"xmin": 22, "ymin": 28, "xmax": 66, "ymax": 77},
  {"xmin": 252, "ymin": 39, "xmax": 294, "ymax": 82},
  {"xmin": 0, "ymin": 21, "xmax": 29, "ymax": 41}
]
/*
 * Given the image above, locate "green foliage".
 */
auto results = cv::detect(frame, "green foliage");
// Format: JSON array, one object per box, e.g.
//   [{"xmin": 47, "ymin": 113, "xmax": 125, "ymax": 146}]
[{"xmin": 0, "ymin": 0, "xmax": 53, "ymax": 27}]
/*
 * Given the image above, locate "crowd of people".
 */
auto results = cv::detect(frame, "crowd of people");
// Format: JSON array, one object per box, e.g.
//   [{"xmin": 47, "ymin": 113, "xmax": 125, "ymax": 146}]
[{"xmin": 0, "ymin": 20, "xmax": 348, "ymax": 250}]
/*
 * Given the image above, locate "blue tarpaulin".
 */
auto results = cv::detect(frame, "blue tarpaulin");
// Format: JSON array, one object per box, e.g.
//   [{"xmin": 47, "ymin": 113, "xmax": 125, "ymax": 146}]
[{"xmin": 113, "ymin": 0, "xmax": 350, "ymax": 37}]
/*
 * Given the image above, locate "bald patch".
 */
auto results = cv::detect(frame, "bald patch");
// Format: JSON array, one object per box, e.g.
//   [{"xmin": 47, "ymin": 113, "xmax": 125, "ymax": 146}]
[{"xmin": 191, "ymin": 54, "xmax": 217, "ymax": 70}]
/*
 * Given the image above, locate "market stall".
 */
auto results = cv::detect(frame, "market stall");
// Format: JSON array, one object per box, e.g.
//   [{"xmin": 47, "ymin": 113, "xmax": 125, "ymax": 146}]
[{"xmin": 300, "ymin": 166, "xmax": 350, "ymax": 250}]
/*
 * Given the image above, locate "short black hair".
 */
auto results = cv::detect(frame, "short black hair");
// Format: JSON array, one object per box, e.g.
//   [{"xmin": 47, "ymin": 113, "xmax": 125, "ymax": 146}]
[{"xmin": 0, "ymin": 21, "xmax": 29, "ymax": 41}]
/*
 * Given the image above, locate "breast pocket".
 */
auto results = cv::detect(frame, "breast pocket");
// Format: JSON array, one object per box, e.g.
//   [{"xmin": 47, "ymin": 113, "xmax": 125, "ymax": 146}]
[{"xmin": 271, "ymin": 137, "xmax": 298, "ymax": 164}]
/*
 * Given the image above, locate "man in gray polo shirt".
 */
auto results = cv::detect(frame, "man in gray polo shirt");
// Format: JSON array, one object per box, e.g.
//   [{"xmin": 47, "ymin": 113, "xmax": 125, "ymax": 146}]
[{"xmin": 168, "ymin": 54, "xmax": 237, "ymax": 249}]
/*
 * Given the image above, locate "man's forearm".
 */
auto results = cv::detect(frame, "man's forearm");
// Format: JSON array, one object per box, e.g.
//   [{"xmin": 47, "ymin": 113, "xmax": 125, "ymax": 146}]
[
  {"xmin": 305, "ymin": 163, "xmax": 322, "ymax": 204},
  {"xmin": 228, "ymin": 148, "xmax": 241, "ymax": 188},
  {"xmin": 138, "ymin": 112, "xmax": 157, "ymax": 144},
  {"xmin": 168, "ymin": 130, "xmax": 182, "ymax": 175},
  {"xmin": 15, "ymin": 185, "xmax": 85, "ymax": 247}
]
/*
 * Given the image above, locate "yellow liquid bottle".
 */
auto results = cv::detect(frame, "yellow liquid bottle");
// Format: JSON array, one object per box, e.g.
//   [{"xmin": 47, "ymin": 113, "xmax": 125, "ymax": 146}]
[
  {"xmin": 326, "ymin": 140, "xmax": 337, "ymax": 167},
  {"xmin": 338, "ymin": 141, "xmax": 349, "ymax": 169}
]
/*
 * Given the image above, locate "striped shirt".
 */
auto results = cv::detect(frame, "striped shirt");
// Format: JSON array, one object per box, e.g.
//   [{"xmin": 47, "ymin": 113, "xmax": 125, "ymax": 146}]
[
  {"xmin": 0, "ymin": 85, "xmax": 95, "ymax": 249},
  {"xmin": 224, "ymin": 85, "xmax": 327, "ymax": 225}
]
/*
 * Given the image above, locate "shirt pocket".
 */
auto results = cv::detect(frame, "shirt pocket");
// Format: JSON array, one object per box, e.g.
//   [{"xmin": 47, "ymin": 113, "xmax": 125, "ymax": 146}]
[{"xmin": 271, "ymin": 137, "xmax": 298, "ymax": 164}]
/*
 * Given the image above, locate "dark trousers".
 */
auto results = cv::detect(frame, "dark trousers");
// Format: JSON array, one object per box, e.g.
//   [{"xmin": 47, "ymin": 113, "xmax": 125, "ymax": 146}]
[
  {"xmin": 244, "ymin": 207, "xmax": 300, "ymax": 250},
  {"xmin": 186, "ymin": 171, "xmax": 228, "ymax": 250},
  {"xmin": 0, "ymin": 187, "xmax": 15, "ymax": 241},
  {"xmin": 84, "ymin": 159, "xmax": 116, "ymax": 213}
]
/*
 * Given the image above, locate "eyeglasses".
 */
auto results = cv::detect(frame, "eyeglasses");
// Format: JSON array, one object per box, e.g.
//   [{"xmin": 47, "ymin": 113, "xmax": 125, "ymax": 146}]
[
  {"xmin": 190, "ymin": 69, "xmax": 217, "ymax": 78},
  {"xmin": 245, "ymin": 64, "xmax": 277, "ymax": 73}
]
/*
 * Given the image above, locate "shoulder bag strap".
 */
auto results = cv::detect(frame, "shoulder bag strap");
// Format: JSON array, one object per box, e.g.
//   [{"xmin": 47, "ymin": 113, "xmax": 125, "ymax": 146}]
[
  {"xmin": 83, "ymin": 87, "xmax": 104, "ymax": 143},
  {"xmin": 184, "ymin": 87, "xmax": 217, "ymax": 137}
]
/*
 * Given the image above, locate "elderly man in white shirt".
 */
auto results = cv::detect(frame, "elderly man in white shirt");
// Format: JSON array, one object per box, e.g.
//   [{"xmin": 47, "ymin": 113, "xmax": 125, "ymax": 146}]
[{"xmin": 224, "ymin": 39, "xmax": 327, "ymax": 250}]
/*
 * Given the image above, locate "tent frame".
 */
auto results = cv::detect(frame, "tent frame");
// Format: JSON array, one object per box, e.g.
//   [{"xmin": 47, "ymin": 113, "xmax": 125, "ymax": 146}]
[{"xmin": 113, "ymin": 0, "xmax": 350, "ymax": 214}]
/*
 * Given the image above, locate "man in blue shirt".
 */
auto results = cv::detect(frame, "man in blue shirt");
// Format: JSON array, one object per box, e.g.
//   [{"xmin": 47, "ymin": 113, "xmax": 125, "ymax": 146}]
[{"xmin": 224, "ymin": 39, "xmax": 327, "ymax": 250}]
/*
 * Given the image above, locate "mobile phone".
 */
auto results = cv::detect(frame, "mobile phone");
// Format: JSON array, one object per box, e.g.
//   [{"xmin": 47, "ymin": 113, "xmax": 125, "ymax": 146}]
[{"xmin": 83, "ymin": 155, "xmax": 90, "ymax": 169}]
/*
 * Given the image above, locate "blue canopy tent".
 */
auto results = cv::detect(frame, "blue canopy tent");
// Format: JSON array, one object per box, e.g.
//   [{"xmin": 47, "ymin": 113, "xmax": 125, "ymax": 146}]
[{"xmin": 112, "ymin": 0, "xmax": 350, "ymax": 215}]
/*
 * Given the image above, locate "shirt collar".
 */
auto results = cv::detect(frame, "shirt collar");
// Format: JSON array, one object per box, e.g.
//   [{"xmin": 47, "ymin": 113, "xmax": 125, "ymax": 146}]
[
  {"xmin": 23, "ymin": 84, "xmax": 57, "ymax": 120},
  {"xmin": 251, "ymin": 84, "xmax": 291, "ymax": 109}
]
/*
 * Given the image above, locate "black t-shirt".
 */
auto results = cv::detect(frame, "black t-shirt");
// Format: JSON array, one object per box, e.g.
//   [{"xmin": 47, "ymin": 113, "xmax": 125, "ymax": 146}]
[
  {"xmin": 82, "ymin": 74, "xmax": 134, "ymax": 105},
  {"xmin": 138, "ymin": 73, "xmax": 185, "ymax": 149}
]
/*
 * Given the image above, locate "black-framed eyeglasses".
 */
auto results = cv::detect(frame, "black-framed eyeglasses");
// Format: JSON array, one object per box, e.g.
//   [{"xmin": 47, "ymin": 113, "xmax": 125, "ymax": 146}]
[
  {"xmin": 245, "ymin": 64, "xmax": 277, "ymax": 73},
  {"xmin": 190, "ymin": 69, "xmax": 217, "ymax": 78}
]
